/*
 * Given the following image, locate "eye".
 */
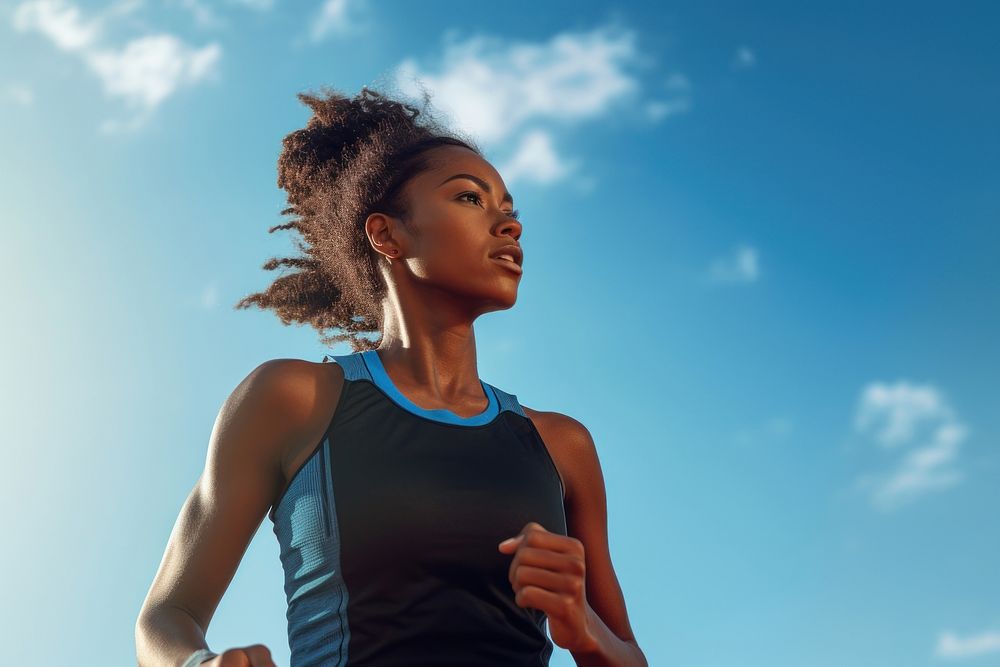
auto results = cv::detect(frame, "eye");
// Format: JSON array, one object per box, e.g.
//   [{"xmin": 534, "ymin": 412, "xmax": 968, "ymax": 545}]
[{"xmin": 458, "ymin": 192, "xmax": 521, "ymax": 220}]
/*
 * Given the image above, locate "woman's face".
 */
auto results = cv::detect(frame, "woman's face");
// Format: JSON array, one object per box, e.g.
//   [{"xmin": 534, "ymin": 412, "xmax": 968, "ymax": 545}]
[{"xmin": 372, "ymin": 144, "xmax": 524, "ymax": 315}]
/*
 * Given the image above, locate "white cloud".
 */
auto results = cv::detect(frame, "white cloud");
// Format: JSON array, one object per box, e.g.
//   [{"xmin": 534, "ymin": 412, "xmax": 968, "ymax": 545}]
[
  {"xmin": 12, "ymin": 0, "xmax": 101, "ymax": 51},
  {"xmin": 854, "ymin": 380, "xmax": 969, "ymax": 511},
  {"xmin": 855, "ymin": 382, "xmax": 955, "ymax": 447},
  {"xmin": 498, "ymin": 129, "xmax": 578, "ymax": 186},
  {"xmin": 733, "ymin": 46, "xmax": 756, "ymax": 69},
  {"xmin": 5, "ymin": 83, "xmax": 35, "ymax": 106},
  {"xmin": 87, "ymin": 35, "xmax": 220, "ymax": 110},
  {"xmin": 395, "ymin": 25, "xmax": 642, "ymax": 145},
  {"xmin": 392, "ymin": 23, "xmax": 665, "ymax": 187},
  {"xmin": 308, "ymin": 0, "xmax": 365, "ymax": 43},
  {"xmin": 936, "ymin": 629, "xmax": 1000, "ymax": 659},
  {"xmin": 12, "ymin": 0, "xmax": 221, "ymax": 132},
  {"xmin": 708, "ymin": 244, "xmax": 759, "ymax": 284}
]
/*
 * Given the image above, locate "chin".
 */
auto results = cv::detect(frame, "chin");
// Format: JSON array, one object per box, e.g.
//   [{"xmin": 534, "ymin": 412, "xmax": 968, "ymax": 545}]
[{"xmin": 484, "ymin": 288, "xmax": 518, "ymax": 312}]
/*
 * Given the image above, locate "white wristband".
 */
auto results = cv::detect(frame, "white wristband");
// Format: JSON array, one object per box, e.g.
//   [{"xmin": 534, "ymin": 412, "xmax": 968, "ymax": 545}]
[{"xmin": 181, "ymin": 648, "xmax": 218, "ymax": 667}]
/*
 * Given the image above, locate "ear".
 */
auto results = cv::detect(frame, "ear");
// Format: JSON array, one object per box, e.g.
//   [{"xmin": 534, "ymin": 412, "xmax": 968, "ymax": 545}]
[{"xmin": 365, "ymin": 211, "xmax": 403, "ymax": 260}]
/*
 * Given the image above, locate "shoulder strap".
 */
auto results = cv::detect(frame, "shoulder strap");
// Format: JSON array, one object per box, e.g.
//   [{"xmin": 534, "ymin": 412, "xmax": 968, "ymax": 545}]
[
  {"xmin": 321, "ymin": 352, "xmax": 373, "ymax": 382},
  {"xmin": 485, "ymin": 382, "xmax": 526, "ymax": 417}
]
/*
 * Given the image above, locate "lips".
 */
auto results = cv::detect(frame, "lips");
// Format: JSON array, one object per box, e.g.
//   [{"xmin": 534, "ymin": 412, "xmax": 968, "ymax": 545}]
[
  {"xmin": 489, "ymin": 243, "xmax": 523, "ymax": 267},
  {"xmin": 492, "ymin": 256, "xmax": 523, "ymax": 274}
]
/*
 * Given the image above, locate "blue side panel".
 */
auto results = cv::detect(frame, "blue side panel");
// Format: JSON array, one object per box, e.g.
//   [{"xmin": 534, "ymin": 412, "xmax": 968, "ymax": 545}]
[
  {"xmin": 271, "ymin": 352, "xmax": 536, "ymax": 664},
  {"xmin": 270, "ymin": 437, "xmax": 351, "ymax": 667}
]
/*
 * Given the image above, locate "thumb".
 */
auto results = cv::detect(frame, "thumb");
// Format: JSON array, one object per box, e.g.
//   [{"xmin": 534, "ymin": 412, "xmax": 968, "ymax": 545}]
[{"xmin": 498, "ymin": 535, "xmax": 523, "ymax": 552}]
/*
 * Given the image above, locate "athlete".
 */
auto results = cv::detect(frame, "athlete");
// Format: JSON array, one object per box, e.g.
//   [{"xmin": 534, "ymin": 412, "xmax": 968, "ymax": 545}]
[{"xmin": 135, "ymin": 86, "xmax": 647, "ymax": 667}]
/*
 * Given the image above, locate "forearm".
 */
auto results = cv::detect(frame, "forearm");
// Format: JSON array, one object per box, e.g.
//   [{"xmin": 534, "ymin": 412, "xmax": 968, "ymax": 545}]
[
  {"xmin": 135, "ymin": 604, "xmax": 215, "ymax": 667},
  {"xmin": 570, "ymin": 605, "xmax": 648, "ymax": 667}
]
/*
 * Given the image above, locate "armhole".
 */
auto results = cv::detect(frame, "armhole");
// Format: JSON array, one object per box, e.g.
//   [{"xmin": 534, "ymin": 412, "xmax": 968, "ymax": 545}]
[
  {"xmin": 489, "ymin": 386, "xmax": 566, "ymax": 502},
  {"xmin": 268, "ymin": 358, "xmax": 351, "ymax": 521},
  {"xmin": 520, "ymin": 408, "xmax": 567, "ymax": 504}
]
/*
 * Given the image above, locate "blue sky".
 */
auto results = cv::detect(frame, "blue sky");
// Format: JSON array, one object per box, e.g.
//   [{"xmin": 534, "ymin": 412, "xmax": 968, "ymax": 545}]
[{"xmin": 2, "ymin": 1, "xmax": 998, "ymax": 665}]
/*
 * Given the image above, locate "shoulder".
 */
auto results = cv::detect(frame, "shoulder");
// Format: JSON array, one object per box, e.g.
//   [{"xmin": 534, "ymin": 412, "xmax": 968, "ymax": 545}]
[
  {"xmin": 229, "ymin": 358, "xmax": 345, "ymax": 456},
  {"xmin": 521, "ymin": 406, "xmax": 594, "ymax": 448},
  {"xmin": 241, "ymin": 357, "xmax": 344, "ymax": 414},
  {"xmin": 521, "ymin": 406, "xmax": 599, "ymax": 504}
]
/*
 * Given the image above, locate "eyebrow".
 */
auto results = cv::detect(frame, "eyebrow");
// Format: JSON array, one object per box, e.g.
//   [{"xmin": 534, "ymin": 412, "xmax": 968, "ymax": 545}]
[{"xmin": 437, "ymin": 173, "xmax": 514, "ymax": 206}]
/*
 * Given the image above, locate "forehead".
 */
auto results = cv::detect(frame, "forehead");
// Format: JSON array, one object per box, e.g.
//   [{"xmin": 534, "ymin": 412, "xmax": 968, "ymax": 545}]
[{"xmin": 417, "ymin": 144, "xmax": 506, "ymax": 190}]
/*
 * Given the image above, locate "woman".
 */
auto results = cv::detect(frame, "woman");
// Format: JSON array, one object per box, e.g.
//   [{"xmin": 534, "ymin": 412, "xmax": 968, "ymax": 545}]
[{"xmin": 135, "ymin": 86, "xmax": 647, "ymax": 667}]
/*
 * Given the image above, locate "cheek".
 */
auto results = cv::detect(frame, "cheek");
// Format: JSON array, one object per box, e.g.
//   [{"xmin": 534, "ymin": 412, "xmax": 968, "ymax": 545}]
[{"xmin": 420, "ymin": 222, "xmax": 483, "ymax": 273}]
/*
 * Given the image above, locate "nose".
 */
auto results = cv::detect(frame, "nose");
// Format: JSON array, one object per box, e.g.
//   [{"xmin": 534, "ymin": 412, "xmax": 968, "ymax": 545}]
[{"xmin": 496, "ymin": 215, "xmax": 522, "ymax": 242}]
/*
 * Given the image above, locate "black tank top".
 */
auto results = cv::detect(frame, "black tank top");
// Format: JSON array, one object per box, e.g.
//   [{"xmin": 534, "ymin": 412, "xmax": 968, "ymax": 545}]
[{"xmin": 268, "ymin": 349, "xmax": 567, "ymax": 666}]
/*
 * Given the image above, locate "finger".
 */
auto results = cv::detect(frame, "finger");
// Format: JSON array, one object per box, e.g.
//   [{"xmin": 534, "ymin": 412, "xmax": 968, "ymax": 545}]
[
  {"xmin": 511, "ymin": 564, "xmax": 577, "ymax": 595},
  {"xmin": 514, "ymin": 583, "xmax": 568, "ymax": 614},
  {"xmin": 498, "ymin": 534, "xmax": 524, "ymax": 549},
  {"xmin": 242, "ymin": 644, "xmax": 276, "ymax": 667},
  {"xmin": 509, "ymin": 546, "xmax": 584, "ymax": 583},
  {"xmin": 216, "ymin": 649, "xmax": 250, "ymax": 667},
  {"xmin": 519, "ymin": 528, "xmax": 582, "ymax": 556}
]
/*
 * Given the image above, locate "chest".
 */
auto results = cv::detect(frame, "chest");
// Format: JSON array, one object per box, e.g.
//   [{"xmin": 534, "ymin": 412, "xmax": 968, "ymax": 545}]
[{"xmin": 330, "ymin": 387, "xmax": 566, "ymax": 575}]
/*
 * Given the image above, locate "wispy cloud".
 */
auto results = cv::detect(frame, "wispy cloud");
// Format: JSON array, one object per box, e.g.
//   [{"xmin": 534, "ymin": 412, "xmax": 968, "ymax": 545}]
[
  {"xmin": 171, "ymin": 0, "xmax": 224, "ymax": 30},
  {"xmin": 733, "ymin": 45, "xmax": 756, "ymax": 70},
  {"xmin": 707, "ymin": 244, "xmax": 760, "ymax": 284},
  {"xmin": 936, "ymin": 629, "xmax": 1000, "ymax": 659},
  {"xmin": 855, "ymin": 382, "xmax": 955, "ymax": 447},
  {"xmin": 395, "ymin": 24, "xmax": 642, "ymax": 143},
  {"xmin": 307, "ymin": 0, "xmax": 367, "ymax": 43},
  {"xmin": 169, "ymin": 0, "xmax": 274, "ymax": 30},
  {"xmin": 4, "ymin": 82, "xmax": 35, "ymax": 106},
  {"xmin": 12, "ymin": 0, "xmax": 221, "ymax": 133},
  {"xmin": 393, "ymin": 22, "xmax": 670, "ymax": 187},
  {"xmin": 499, "ymin": 129, "xmax": 579, "ymax": 186},
  {"xmin": 645, "ymin": 72, "xmax": 691, "ymax": 121},
  {"xmin": 12, "ymin": 0, "xmax": 102, "ymax": 50},
  {"xmin": 854, "ymin": 381, "xmax": 969, "ymax": 511}
]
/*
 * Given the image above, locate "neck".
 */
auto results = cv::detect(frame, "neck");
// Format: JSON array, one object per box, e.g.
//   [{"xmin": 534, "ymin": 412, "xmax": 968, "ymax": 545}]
[{"xmin": 377, "ymin": 284, "xmax": 483, "ymax": 403}]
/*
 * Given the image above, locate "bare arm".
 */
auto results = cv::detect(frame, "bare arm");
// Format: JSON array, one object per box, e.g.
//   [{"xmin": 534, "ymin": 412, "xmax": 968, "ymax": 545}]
[
  {"xmin": 135, "ymin": 359, "xmax": 327, "ymax": 666},
  {"xmin": 524, "ymin": 408, "xmax": 648, "ymax": 667}
]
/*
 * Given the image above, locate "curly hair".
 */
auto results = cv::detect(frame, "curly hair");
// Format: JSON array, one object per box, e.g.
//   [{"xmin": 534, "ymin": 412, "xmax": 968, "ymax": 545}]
[{"xmin": 234, "ymin": 85, "xmax": 481, "ymax": 352}]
